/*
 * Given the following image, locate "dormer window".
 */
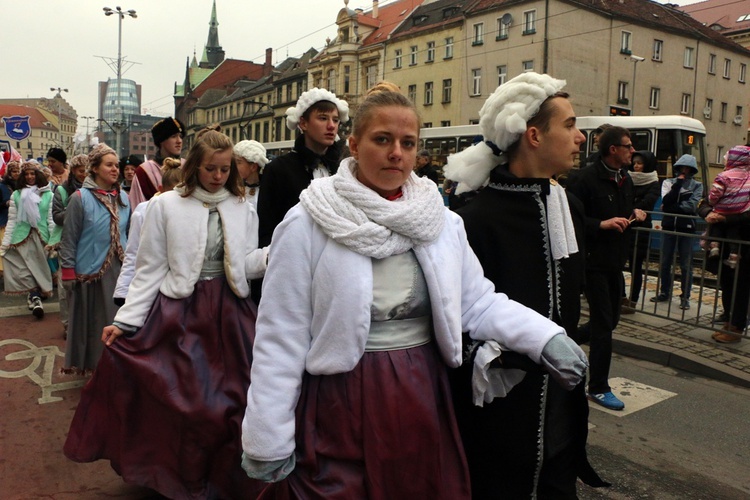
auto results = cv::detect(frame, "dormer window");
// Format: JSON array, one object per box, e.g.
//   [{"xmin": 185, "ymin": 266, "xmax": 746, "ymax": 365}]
[
  {"xmin": 443, "ymin": 7, "xmax": 459, "ymax": 18},
  {"xmin": 413, "ymin": 15, "xmax": 428, "ymax": 26}
]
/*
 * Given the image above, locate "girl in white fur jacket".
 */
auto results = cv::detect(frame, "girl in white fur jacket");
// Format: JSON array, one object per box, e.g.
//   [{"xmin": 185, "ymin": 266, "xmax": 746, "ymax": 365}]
[
  {"xmin": 240, "ymin": 85, "xmax": 587, "ymax": 499},
  {"xmin": 64, "ymin": 130, "xmax": 268, "ymax": 500}
]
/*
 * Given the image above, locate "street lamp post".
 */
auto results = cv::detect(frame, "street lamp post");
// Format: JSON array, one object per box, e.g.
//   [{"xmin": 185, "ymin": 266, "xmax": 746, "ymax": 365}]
[
  {"xmin": 103, "ymin": 6, "xmax": 137, "ymax": 157},
  {"xmin": 50, "ymin": 87, "xmax": 68, "ymax": 151},
  {"xmin": 81, "ymin": 116, "xmax": 95, "ymax": 151},
  {"xmin": 630, "ymin": 55, "xmax": 645, "ymax": 115}
]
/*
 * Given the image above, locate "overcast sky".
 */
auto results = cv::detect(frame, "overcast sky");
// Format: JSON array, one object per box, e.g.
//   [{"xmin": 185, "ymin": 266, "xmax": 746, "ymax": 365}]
[{"xmin": 4, "ymin": 0, "xmax": 699, "ymax": 135}]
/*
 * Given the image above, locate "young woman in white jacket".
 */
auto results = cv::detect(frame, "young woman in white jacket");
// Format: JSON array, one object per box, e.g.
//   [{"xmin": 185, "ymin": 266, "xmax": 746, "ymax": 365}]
[
  {"xmin": 240, "ymin": 84, "xmax": 587, "ymax": 499},
  {"xmin": 64, "ymin": 129, "xmax": 268, "ymax": 500}
]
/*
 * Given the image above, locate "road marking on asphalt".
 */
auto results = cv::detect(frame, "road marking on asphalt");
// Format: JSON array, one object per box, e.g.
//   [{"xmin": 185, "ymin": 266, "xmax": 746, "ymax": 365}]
[
  {"xmin": 0, "ymin": 338, "xmax": 85, "ymax": 404},
  {"xmin": 588, "ymin": 377, "xmax": 677, "ymax": 416}
]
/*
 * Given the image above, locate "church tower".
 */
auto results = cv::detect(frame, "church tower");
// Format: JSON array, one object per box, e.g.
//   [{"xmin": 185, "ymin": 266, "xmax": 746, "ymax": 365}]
[{"xmin": 200, "ymin": 0, "xmax": 225, "ymax": 69}]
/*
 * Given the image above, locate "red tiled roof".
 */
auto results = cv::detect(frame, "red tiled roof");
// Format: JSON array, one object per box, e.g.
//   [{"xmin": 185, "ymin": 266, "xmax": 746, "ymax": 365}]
[
  {"xmin": 191, "ymin": 59, "xmax": 268, "ymax": 98},
  {"xmin": 0, "ymin": 105, "xmax": 57, "ymax": 130},
  {"xmin": 679, "ymin": 0, "xmax": 750, "ymax": 34},
  {"xmin": 359, "ymin": 0, "xmax": 425, "ymax": 46}
]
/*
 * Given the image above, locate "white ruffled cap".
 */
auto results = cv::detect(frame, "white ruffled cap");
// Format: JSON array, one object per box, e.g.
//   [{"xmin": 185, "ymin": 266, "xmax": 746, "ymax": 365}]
[
  {"xmin": 285, "ymin": 87, "xmax": 350, "ymax": 131},
  {"xmin": 443, "ymin": 72, "xmax": 566, "ymax": 194},
  {"xmin": 233, "ymin": 140, "xmax": 270, "ymax": 168}
]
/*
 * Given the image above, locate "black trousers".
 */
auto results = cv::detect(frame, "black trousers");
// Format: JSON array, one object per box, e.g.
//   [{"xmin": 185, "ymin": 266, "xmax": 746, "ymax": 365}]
[{"xmin": 579, "ymin": 269, "xmax": 623, "ymax": 394}]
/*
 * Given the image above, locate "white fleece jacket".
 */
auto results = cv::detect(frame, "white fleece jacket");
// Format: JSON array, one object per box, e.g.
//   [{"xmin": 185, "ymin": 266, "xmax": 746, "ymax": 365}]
[
  {"xmin": 242, "ymin": 204, "xmax": 564, "ymax": 462},
  {"xmin": 114, "ymin": 190, "xmax": 267, "ymax": 328}
]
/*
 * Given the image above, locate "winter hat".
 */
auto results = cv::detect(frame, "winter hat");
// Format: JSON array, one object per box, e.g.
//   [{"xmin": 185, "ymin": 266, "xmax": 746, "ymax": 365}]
[
  {"xmin": 725, "ymin": 145, "xmax": 750, "ymax": 169},
  {"xmin": 68, "ymin": 154, "xmax": 89, "ymax": 170},
  {"xmin": 151, "ymin": 117, "xmax": 185, "ymax": 147},
  {"xmin": 673, "ymin": 154, "xmax": 698, "ymax": 175},
  {"xmin": 234, "ymin": 140, "xmax": 270, "ymax": 168},
  {"xmin": 46, "ymin": 147, "xmax": 67, "ymax": 164},
  {"xmin": 285, "ymin": 87, "xmax": 349, "ymax": 131},
  {"xmin": 443, "ymin": 72, "xmax": 566, "ymax": 194},
  {"xmin": 88, "ymin": 143, "xmax": 117, "ymax": 167}
]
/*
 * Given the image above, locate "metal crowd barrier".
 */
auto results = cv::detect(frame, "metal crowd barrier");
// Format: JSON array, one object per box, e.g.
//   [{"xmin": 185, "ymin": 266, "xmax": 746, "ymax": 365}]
[{"xmin": 623, "ymin": 212, "xmax": 749, "ymax": 339}]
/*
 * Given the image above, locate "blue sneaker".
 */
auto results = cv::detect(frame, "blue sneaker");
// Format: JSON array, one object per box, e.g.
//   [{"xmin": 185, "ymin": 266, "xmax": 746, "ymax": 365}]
[{"xmin": 588, "ymin": 391, "xmax": 625, "ymax": 410}]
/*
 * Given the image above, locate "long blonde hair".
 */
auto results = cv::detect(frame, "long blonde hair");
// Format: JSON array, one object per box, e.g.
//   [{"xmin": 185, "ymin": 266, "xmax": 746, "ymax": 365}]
[{"xmin": 178, "ymin": 129, "xmax": 243, "ymax": 198}]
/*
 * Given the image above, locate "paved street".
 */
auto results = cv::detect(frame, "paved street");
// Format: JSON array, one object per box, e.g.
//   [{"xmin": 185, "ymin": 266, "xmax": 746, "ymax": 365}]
[{"xmin": 1, "ymin": 289, "xmax": 749, "ymax": 499}]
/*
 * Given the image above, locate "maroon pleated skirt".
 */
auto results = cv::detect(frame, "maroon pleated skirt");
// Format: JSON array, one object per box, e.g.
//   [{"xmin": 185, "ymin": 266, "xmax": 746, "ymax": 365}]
[
  {"xmin": 64, "ymin": 277, "xmax": 267, "ymax": 500},
  {"xmin": 260, "ymin": 341, "xmax": 471, "ymax": 500}
]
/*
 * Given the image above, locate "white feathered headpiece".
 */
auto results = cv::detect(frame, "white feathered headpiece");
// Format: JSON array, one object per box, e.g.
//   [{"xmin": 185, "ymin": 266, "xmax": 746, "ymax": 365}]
[
  {"xmin": 233, "ymin": 140, "xmax": 270, "ymax": 168},
  {"xmin": 443, "ymin": 72, "xmax": 566, "ymax": 194},
  {"xmin": 285, "ymin": 87, "xmax": 350, "ymax": 132}
]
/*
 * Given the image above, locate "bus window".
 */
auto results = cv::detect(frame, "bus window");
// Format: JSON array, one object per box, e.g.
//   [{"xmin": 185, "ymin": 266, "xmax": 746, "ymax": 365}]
[
  {"xmin": 655, "ymin": 129, "xmax": 676, "ymax": 179},
  {"xmin": 678, "ymin": 130, "xmax": 709, "ymax": 184},
  {"xmin": 630, "ymin": 130, "xmax": 651, "ymax": 155},
  {"xmin": 424, "ymin": 137, "xmax": 457, "ymax": 167}
]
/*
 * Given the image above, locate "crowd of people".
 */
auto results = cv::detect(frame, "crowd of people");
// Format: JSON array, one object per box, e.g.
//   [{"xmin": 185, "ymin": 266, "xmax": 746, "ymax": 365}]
[{"xmin": 1, "ymin": 71, "xmax": 748, "ymax": 499}]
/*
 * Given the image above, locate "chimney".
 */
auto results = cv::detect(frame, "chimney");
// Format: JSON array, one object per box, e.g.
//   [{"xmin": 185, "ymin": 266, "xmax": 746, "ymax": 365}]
[
  {"xmin": 264, "ymin": 47, "xmax": 273, "ymax": 76},
  {"xmin": 373, "ymin": 0, "xmax": 378, "ymax": 18}
]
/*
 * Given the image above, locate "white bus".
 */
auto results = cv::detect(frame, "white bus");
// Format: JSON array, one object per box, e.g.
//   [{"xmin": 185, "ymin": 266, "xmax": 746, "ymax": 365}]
[{"xmin": 265, "ymin": 115, "xmax": 710, "ymax": 183}]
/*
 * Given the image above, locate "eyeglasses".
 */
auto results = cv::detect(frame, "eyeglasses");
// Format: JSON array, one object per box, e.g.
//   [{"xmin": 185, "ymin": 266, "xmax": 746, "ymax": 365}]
[{"xmin": 615, "ymin": 143, "xmax": 635, "ymax": 149}]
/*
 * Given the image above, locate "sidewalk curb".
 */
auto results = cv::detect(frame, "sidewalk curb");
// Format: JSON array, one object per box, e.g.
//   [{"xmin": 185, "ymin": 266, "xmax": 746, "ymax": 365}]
[
  {"xmin": 0, "ymin": 302, "xmax": 60, "ymax": 318},
  {"xmin": 613, "ymin": 334, "xmax": 750, "ymax": 389}
]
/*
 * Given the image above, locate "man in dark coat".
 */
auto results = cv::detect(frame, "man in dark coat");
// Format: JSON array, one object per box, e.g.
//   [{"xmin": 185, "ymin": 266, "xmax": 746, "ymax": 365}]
[
  {"xmin": 566, "ymin": 126, "xmax": 646, "ymax": 411},
  {"xmin": 445, "ymin": 72, "xmax": 607, "ymax": 499},
  {"xmin": 254, "ymin": 88, "xmax": 348, "ymax": 302},
  {"xmin": 415, "ymin": 149, "xmax": 440, "ymax": 185}
]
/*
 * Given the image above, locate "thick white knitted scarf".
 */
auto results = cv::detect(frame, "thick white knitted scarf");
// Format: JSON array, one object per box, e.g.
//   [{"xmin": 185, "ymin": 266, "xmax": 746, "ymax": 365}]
[{"xmin": 300, "ymin": 157, "xmax": 446, "ymax": 259}]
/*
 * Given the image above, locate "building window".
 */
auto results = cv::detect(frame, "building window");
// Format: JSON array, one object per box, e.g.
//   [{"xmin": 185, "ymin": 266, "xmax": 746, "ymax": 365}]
[
  {"xmin": 523, "ymin": 10, "xmax": 536, "ymax": 35},
  {"xmin": 708, "ymin": 54, "xmax": 716, "ymax": 74},
  {"xmin": 648, "ymin": 87, "xmax": 661, "ymax": 109},
  {"xmin": 394, "ymin": 49, "xmax": 402, "ymax": 69},
  {"xmin": 442, "ymin": 79, "xmax": 452, "ymax": 103},
  {"xmin": 497, "ymin": 17, "xmax": 509, "ymax": 40},
  {"xmin": 620, "ymin": 31, "xmax": 631, "ymax": 54},
  {"xmin": 276, "ymin": 87, "xmax": 282, "ymax": 103},
  {"xmin": 522, "ymin": 60, "xmax": 534, "ymax": 72},
  {"xmin": 472, "ymin": 69, "xmax": 482, "ymax": 96},
  {"xmin": 327, "ymin": 69, "xmax": 336, "ymax": 93},
  {"xmin": 618, "ymin": 81, "xmax": 629, "ymax": 104},
  {"xmin": 408, "ymin": 84, "xmax": 417, "ymax": 103},
  {"xmin": 423, "ymin": 122, "xmax": 432, "ymax": 128},
  {"xmin": 724, "ymin": 58, "xmax": 731, "ymax": 79},
  {"xmin": 735, "ymin": 106, "xmax": 743, "ymax": 125},
  {"xmin": 704, "ymin": 98, "xmax": 713, "ymax": 119},
  {"xmin": 366, "ymin": 65, "xmax": 377, "ymax": 89},
  {"xmin": 740, "ymin": 63, "xmax": 747, "ymax": 83},
  {"xmin": 498, "ymin": 65, "xmax": 507, "ymax": 86},
  {"xmin": 720, "ymin": 102, "xmax": 728, "ymax": 122},
  {"xmin": 716, "ymin": 146, "xmax": 725, "ymax": 164},
  {"xmin": 286, "ymin": 84, "xmax": 293, "ymax": 102},
  {"xmin": 681, "ymin": 93, "xmax": 691, "ymax": 115},
  {"xmin": 275, "ymin": 117, "xmax": 282, "ymax": 141},
  {"xmin": 652, "ymin": 40, "xmax": 663, "ymax": 61},
  {"xmin": 426, "ymin": 41, "xmax": 435, "ymax": 63},
  {"xmin": 425, "ymin": 81, "xmax": 434, "ymax": 105},
  {"xmin": 683, "ymin": 47, "xmax": 694, "ymax": 68},
  {"xmin": 473, "ymin": 23, "xmax": 484, "ymax": 45},
  {"xmin": 410, "ymin": 45, "xmax": 418, "ymax": 66},
  {"xmin": 296, "ymin": 81, "xmax": 303, "ymax": 99},
  {"xmin": 441, "ymin": 120, "xmax": 451, "ymax": 127},
  {"xmin": 344, "ymin": 66, "xmax": 351, "ymax": 94},
  {"xmin": 445, "ymin": 37, "xmax": 454, "ymax": 59}
]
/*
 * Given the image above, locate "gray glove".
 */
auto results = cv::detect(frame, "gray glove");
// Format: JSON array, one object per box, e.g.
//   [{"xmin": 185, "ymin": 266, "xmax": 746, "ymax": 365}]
[
  {"xmin": 540, "ymin": 333, "xmax": 588, "ymax": 390},
  {"xmin": 241, "ymin": 452, "xmax": 296, "ymax": 483}
]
